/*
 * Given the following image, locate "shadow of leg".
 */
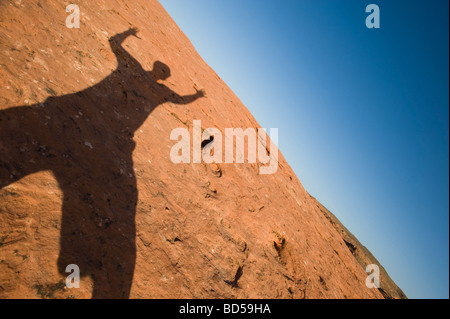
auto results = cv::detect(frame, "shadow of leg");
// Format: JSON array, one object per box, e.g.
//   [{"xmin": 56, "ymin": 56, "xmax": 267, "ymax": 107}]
[{"xmin": 57, "ymin": 172, "xmax": 137, "ymax": 299}]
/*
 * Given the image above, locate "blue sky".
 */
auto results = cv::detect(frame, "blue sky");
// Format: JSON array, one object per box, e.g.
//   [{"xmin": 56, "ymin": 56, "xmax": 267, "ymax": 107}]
[{"xmin": 159, "ymin": 0, "xmax": 449, "ymax": 299}]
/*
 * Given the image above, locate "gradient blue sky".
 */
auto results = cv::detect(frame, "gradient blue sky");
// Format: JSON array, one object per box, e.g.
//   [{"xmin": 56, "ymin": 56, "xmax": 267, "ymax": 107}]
[{"xmin": 159, "ymin": 0, "xmax": 449, "ymax": 299}]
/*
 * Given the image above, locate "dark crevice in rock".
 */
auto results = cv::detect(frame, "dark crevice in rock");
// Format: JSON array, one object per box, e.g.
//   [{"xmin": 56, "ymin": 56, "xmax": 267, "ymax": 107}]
[
  {"xmin": 224, "ymin": 266, "xmax": 243, "ymax": 288},
  {"xmin": 201, "ymin": 135, "xmax": 214, "ymax": 149},
  {"xmin": 344, "ymin": 239, "xmax": 357, "ymax": 256}
]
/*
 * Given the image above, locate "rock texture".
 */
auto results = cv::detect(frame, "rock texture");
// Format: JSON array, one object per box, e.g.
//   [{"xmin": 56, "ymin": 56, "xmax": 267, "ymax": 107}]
[
  {"xmin": 0, "ymin": 0, "xmax": 405, "ymax": 298},
  {"xmin": 312, "ymin": 197, "xmax": 406, "ymax": 299}
]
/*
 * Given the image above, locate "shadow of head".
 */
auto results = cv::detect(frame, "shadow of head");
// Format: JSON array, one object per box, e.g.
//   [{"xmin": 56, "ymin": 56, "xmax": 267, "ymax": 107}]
[{"xmin": 151, "ymin": 61, "xmax": 171, "ymax": 81}]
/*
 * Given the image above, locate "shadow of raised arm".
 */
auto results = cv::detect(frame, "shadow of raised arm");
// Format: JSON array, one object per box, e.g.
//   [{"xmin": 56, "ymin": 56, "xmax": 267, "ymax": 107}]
[
  {"xmin": 109, "ymin": 27, "xmax": 142, "ymax": 70},
  {"xmin": 165, "ymin": 87, "xmax": 206, "ymax": 105}
]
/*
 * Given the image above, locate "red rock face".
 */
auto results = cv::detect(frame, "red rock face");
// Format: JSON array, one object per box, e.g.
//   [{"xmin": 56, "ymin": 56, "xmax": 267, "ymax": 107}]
[{"xmin": 0, "ymin": 0, "xmax": 404, "ymax": 298}]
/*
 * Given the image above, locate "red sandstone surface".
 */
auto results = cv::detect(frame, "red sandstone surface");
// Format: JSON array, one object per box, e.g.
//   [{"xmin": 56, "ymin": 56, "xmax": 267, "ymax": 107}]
[{"xmin": 0, "ymin": 0, "xmax": 405, "ymax": 299}]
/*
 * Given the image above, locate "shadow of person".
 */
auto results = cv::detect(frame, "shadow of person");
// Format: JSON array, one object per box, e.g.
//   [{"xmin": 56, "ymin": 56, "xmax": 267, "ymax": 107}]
[{"xmin": 0, "ymin": 28, "xmax": 205, "ymax": 298}]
